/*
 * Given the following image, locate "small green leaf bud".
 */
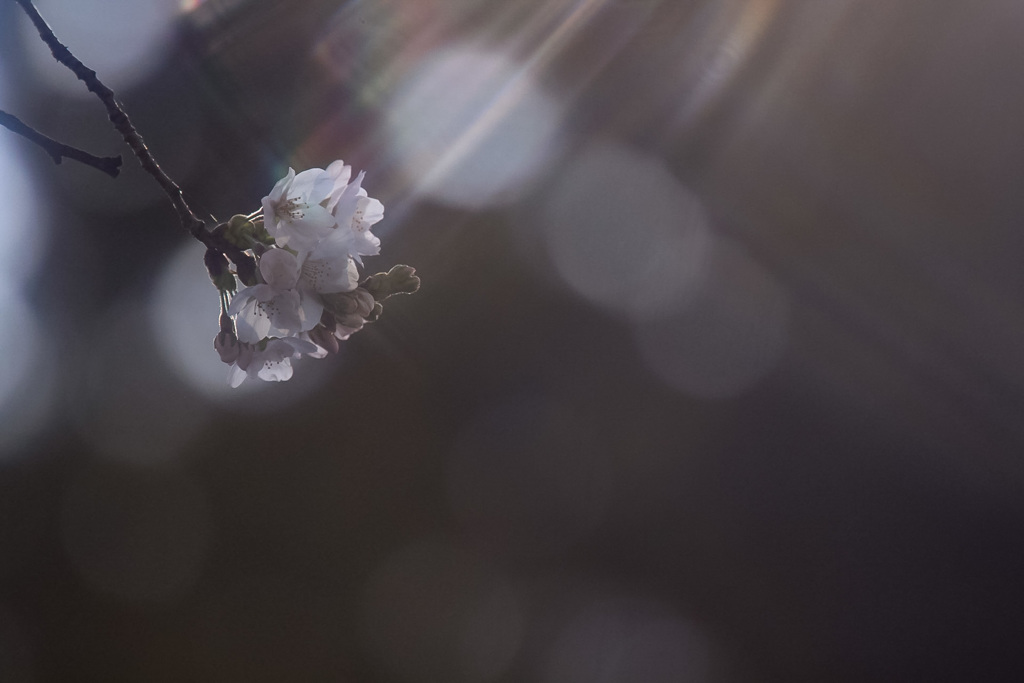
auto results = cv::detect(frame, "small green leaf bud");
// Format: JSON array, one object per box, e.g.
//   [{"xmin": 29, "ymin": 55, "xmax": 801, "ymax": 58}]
[
  {"xmin": 252, "ymin": 220, "xmax": 274, "ymax": 246},
  {"xmin": 223, "ymin": 214, "xmax": 257, "ymax": 248}
]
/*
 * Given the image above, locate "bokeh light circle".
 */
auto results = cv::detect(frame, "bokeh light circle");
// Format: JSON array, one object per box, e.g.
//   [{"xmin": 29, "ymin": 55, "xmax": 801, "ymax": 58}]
[
  {"xmin": 21, "ymin": 0, "xmax": 179, "ymax": 96},
  {"xmin": 0, "ymin": 291, "xmax": 56, "ymax": 459},
  {"xmin": 385, "ymin": 44, "xmax": 563, "ymax": 209},
  {"xmin": 634, "ymin": 237, "xmax": 790, "ymax": 399},
  {"xmin": 73, "ymin": 296, "xmax": 212, "ymax": 465},
  {"xmin": 0, "ymin": 107, "xmax": 48, "ymax": 286},
  {"xmin": 541, "ymin": 142, "xmax": 711, "ymax": 321}
]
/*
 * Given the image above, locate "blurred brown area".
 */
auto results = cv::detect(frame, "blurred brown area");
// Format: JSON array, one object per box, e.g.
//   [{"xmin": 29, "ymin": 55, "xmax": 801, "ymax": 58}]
[{"xmin": 3, "ymin": 0, "xmax": 1024, "ymax": 681}]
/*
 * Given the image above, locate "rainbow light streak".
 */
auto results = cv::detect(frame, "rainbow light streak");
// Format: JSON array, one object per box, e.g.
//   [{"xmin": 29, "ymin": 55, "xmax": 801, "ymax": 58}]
[
  {"xmin": 670, "ymin": 0, "xmax": 783, "ymax": 131},
  {"xmin": 405, "ymin": 0, "xmax": 613, "ymax": 202},
  {"xmin": 518, "ymin": 0, "xmax": 611, "ymax": 73},
  {"xmin": 729, "ymin": 0, "xmax": 855, "ymax": 136},
  {"xmin": 417, "ymin": 56, "xmax": 549, "ymax": 200}
]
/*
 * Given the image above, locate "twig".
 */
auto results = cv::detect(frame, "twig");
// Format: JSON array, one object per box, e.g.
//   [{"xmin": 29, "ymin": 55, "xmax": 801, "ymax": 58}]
[
  {"xmin": 0, "ymin": 108, "xmax": 122, "ymax": 177},
  {"xmin": 12, "ymin": 0, "xmax": 217, "ymax": 249}
]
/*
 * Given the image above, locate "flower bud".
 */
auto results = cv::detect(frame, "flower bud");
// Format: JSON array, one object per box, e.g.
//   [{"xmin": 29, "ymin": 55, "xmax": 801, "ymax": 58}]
[
  {"xmin": 204, "ymin": 249, "xmax": 236, "ymax": 294},
  {"xmin": 319, "ymin": 310, "xmax": 337, "ymax": 333},
  {"xmin": 223, "ymin": 214, "xmax": 257, "ymax": 248},
  {"xmin": 235, "ymin": 342, "xmax": 255, "ymax": 371},
  {"xmin": 214, "ymin": 328, "xmax": 240, "ymax": 364},
  {"xmin": 362, "ymin": 265, "xmax": 421, "ymax": 301},
  {"xmin": 367, "ymin": 301, "xmax": 383, "ymax": 322},
  {"xmin": 334, "ymin": 319, "xmax": 364, "ymax": 341},
  {"xmin": 232, "ymin": 252, "xmax": 258, "ymax": 286},
  {"xmin": 336, "ymin": 312, "xmax": 366, "ymax": 330},
  {"xmin": 308, "ymin": 324, "xmax": 340, "ymax": 355},
  {"xmin": 352, "ymin": 288, "xmax": 376, "ymax": 317}
]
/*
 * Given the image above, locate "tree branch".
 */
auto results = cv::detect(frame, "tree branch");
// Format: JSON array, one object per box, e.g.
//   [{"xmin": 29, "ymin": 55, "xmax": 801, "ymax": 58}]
[
  {"xmin": 0, "ymin": 108, "xmax": 122, "ymax": 177},
  {"xmin": 12, "ymin": 0, "xmax": 217, "ymax": 249}
]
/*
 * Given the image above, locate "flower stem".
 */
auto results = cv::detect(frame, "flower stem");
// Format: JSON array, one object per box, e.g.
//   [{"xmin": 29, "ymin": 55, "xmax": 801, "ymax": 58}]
[
  {"xmin": 0, "ymin": 108, "xmax": 122, "ymax": 177},
  {"xmin": 11, "ymin": 0, "xmax": 217, "ymax": 248}
]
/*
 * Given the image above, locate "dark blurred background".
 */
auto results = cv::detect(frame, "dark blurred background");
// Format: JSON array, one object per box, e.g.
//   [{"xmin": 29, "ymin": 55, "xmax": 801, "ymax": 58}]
[{"xmin": 3, "ymin": 0, "xmax": 1024, "ymax": 680}]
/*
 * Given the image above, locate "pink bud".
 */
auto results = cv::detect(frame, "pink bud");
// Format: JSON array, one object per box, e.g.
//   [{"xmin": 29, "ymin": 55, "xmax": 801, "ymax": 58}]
[
  {"xmin": 309, "ymin": 325, "xmax": 340, "ymax": 354},
  {"xmin": 236, "ymin": 343, "xmax": 255, "ymax": 371},
  {"xmin": 214, "ymin": 330, "xmax": 240, "ymax": 363}
]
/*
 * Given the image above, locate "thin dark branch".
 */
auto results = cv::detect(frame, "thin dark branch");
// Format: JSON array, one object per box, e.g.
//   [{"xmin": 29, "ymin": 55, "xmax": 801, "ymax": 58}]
[
  {"xmin": 0, "ymin": 108, "xmax": 122, "ymax": 177},
  {"xmin": 12, "ymin": 0, "xmax": 217, "ymax": 249}
]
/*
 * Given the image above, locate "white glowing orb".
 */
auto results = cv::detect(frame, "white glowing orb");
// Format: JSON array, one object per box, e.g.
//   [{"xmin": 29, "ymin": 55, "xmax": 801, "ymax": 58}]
[
  {"xmin": 386, "ymin": 45, "xmax": 563, "ymax": 208},
  {"xmin": 0, "ymin": 93, "xmax": 48, "ymax": 285},
  {"xmin": 541, "ymin": 142, "xmax": 711, "ymax": 321},
  {"xmin": 22, "ymin": 0, "xmax": 178, "ymax": 96}
]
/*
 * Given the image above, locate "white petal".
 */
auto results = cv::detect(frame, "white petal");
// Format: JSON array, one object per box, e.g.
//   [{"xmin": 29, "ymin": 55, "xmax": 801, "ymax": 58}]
[
  {"xmin": 298, "ymin": 332, "xmax": 330, "ymax": 359},
  {"xmin": 330, "ymin": 170, "xmax": 366, "ymax": 222},
  {"xmin": 273, "ymin": 205, "xmax": 336, "ymax": 251},
  {"xmin": 227, "ymin": 286, "xmax": 255, "ymax": 316},
  {"xmin": 289, "ymin": 167, "xmax": 325, "ymax": 197},
  {"xmin": 326, "ymin": 160, "xmax": 352, "ymax": 194},
  {"xmin": 234, "ymin": 297, "xmax": 272, "ymax": 344},
  {"xmin": 266, "ymin": 168, "xmax": 295, "ymax": 204},
  {"xmin": 348, "ymin": 232, "xmax": 380, "ymax": 266},
  {"xmin": 281, "ymin": 336, "xmax": 320, "ymax": 355},
  {"xmin": 256, "ymin": 357, "xmax": 294, "ymax": 383},
  {"xmin": 334, "ymin": 320, "xmax": 364, "ymax": 341},
  {"xmin": 252, "ymin": 339, "xmax": 310, "ymax": 382},
  {"xmin": 248, "ymin": 284, "xmax": 279, "ymax": 302},
  {"xmin": 261, "ymin": 196, "xmax": 280, "ymax": 236},
  {"xmin": 357, "ymin": 196, "xmax": 385, "ymax": 228},
  {"xmin": 228, "ymin": 364, "xmax": 248, "ymax": 387},
  {"xmin": 263, "ymin": 289, "xmax": 303, "ymax": 337},
  {"xmin": 299, "ymin": 239, "xmax": 358, "ymax": 293},
  {"xmin": 259, "ymin": 248, "xmax": 300, "ymax": 290},
  {"xmin": 298, "ymin": 291, "xmax": 325, "ymax": 332}
]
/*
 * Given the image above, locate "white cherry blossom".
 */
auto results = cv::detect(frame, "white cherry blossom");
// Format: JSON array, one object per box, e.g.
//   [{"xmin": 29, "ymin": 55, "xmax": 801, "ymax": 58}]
[
  {"xmin": 328, "ymin": 167, "xmax": 383, "ymax": 264},
  {"xmin": 261, "ymin": 167, "xmax": 337, "ymax": 251},
  {"xmin": 220, "ymin": 159, "xmax": 401, "ymax": 386},
  {"xmin": 297, "ymin": 232, "xmax": 360, "ymax": 294},
  {"xmin": 227, "ymin": 337, "xmax": 319, "ymax": 387},
  {"xmin": 228, "ymin": 249, "xmax": 319, "ymax": 343}
]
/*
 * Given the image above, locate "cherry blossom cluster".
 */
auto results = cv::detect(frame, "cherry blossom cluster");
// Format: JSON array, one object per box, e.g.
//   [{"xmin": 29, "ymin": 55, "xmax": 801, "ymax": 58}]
[
  {"xmin": 209, "ymin": 160, "xmax": 418, "ymax": 387},
  {"xmin": 3, "ymin": 1, "xmax": 417, "ymax": 389}
]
